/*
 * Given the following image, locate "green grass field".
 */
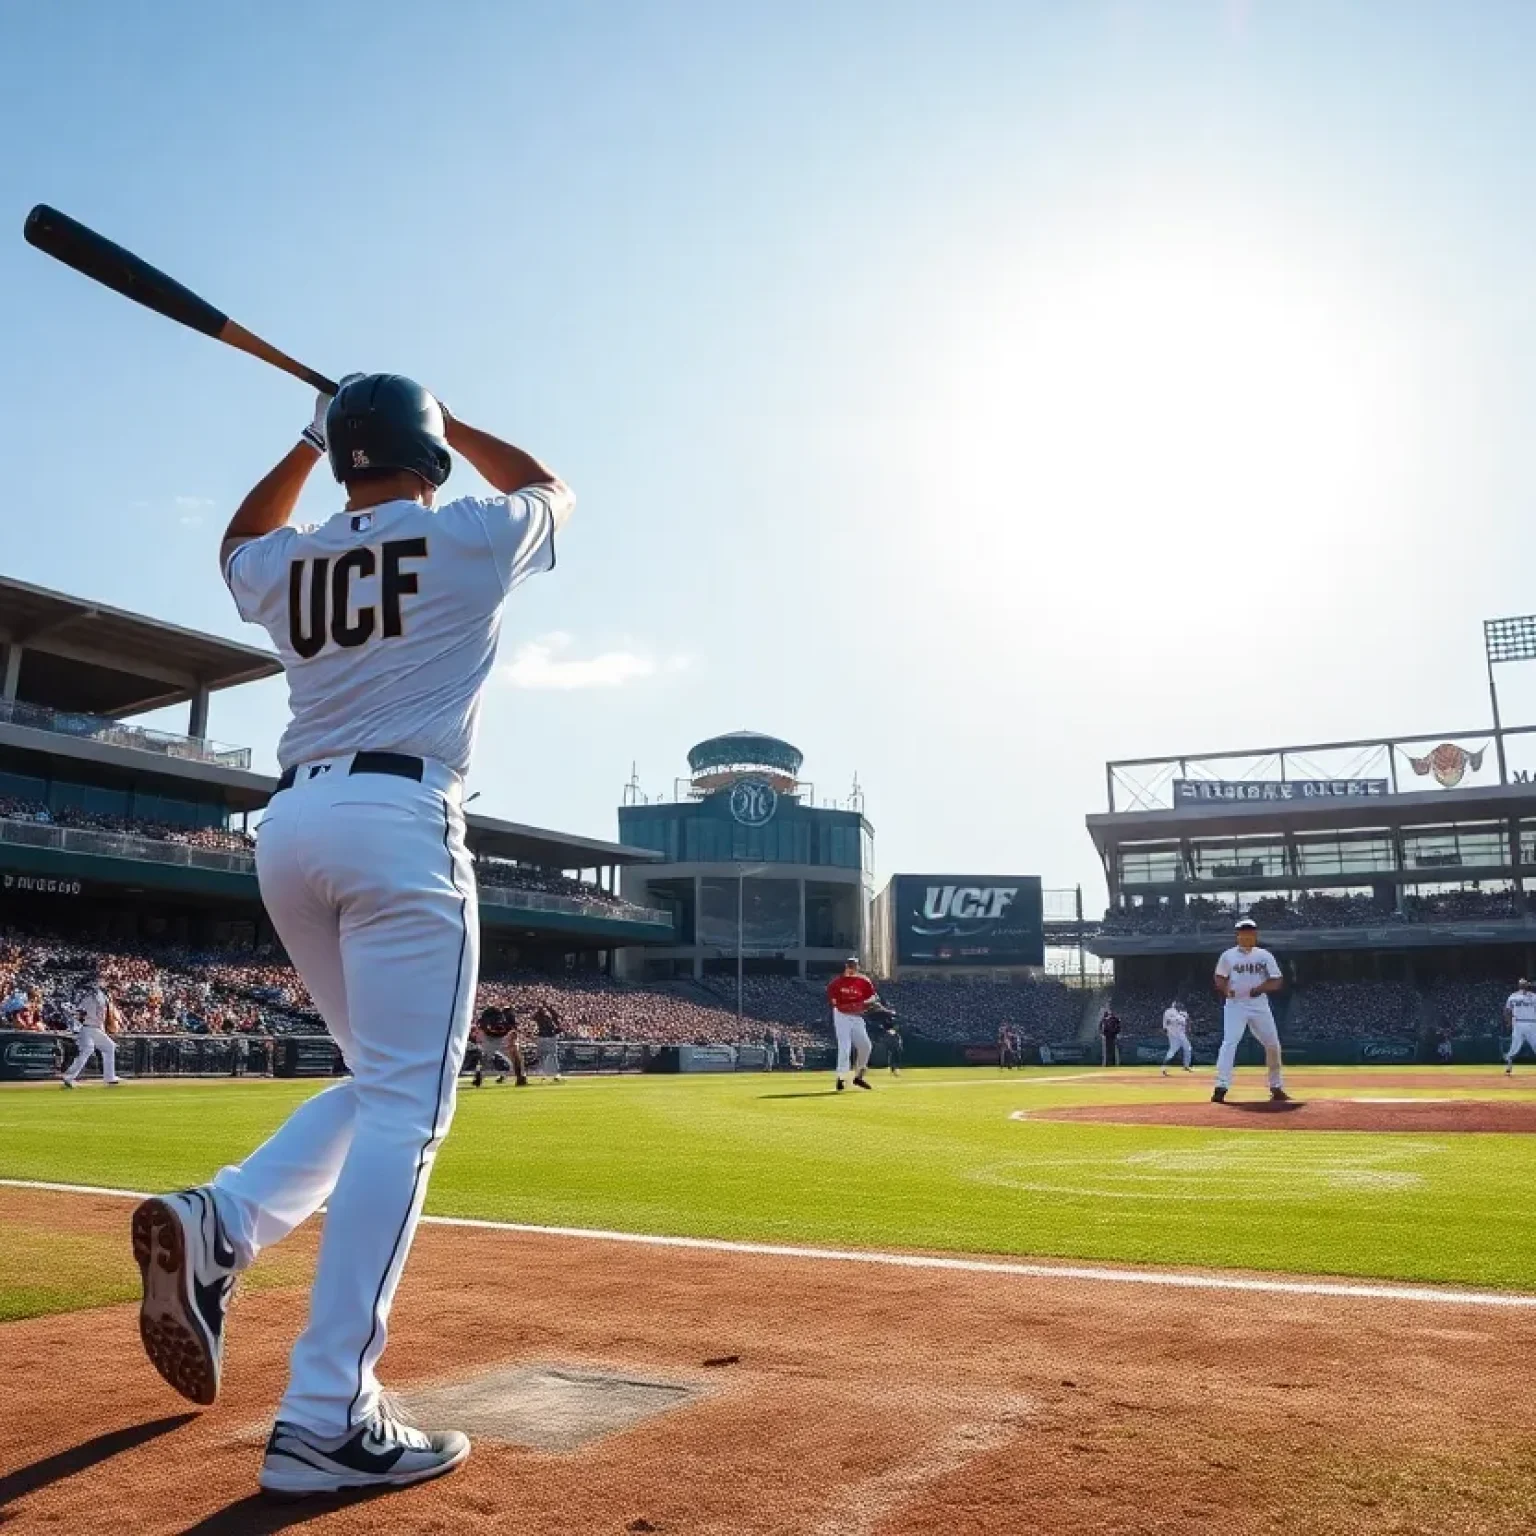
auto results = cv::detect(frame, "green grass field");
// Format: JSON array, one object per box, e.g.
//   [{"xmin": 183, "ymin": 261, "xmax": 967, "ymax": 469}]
[{"xmin": 3, "ymin": 1066, "xmax": 1535, "ymax": 1323}]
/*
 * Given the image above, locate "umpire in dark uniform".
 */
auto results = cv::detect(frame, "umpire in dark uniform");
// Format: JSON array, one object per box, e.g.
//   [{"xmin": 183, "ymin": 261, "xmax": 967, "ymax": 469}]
[{"xmin": 1099, "ymin": 1005, "xmax": 1123, "ymax": 1068}]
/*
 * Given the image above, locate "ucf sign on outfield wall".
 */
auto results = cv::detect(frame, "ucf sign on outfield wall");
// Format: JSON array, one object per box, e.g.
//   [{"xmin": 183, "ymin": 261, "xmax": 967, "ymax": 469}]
[{"xmin": 893, "ymin": 875, "xmax": 1045, "ymax": 967}]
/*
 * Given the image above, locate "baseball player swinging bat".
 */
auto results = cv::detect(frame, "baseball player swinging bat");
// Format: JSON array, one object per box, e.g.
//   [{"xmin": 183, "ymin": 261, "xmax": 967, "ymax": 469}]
[{"xmin": 23, "ymin": 204, "xmax": 337, "ymax": 393}]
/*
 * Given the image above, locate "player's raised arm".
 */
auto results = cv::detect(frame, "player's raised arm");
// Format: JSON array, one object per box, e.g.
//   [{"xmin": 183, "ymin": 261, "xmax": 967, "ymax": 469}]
[{"xmin": 443, "ymin": 413, "xmax": 572, "ymax": 531}]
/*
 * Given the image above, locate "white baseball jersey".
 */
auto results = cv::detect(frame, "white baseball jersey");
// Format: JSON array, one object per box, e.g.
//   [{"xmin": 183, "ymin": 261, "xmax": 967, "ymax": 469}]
[
  {"xmin": 1507, "ymin": 991, "xmax": 1536, "ymax": 1026},
  {"xmin": 1216, "ymin": 946, "xmax": 1282, "ymax": 1003},
  {"xmin": 1162, "ymin": 1007, "xmax": 1189, "ymax": 1035},
  {"xmin": 77, "ymin": 986, "xmax": 108, "ymax": 1031},
  {"xmin": 223, "ymin": 485, "xmax": 567, "ymax": 775}
]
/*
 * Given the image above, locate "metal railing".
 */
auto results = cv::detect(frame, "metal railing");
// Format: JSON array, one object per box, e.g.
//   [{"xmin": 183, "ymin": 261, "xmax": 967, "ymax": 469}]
[
  {"xmin": 0, "ymin": 816, "xmax": 673, "ymax": 925},
  {"xmin": 477, "ymin": 881, "xmax": 671, "ymax": 924},
  {"xmin": 0, "ymin": 816, "xmax": 255, "ymax": 873},
  {"xmin": 0, "ymin": 698, "xmax": 252, "ymax": 769}
]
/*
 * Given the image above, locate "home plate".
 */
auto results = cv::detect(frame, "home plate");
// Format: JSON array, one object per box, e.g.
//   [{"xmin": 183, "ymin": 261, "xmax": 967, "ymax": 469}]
[{"xmin": 401, "ymin": 1365, "xmax": 709, "ymax": 1451}]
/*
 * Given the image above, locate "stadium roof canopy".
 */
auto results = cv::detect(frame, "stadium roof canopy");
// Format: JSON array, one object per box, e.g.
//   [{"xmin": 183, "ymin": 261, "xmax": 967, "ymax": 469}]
[
  {"xmin": 0, "ymin": 573, "xmax": 281, "ymax": 718},
  {"xmin": 465, "ymin": 811, "xmax": 662, "ymax": 868},
  {"xmin": 1087, "ymin": 780, "xmax": 1536, "ymax": 856}
]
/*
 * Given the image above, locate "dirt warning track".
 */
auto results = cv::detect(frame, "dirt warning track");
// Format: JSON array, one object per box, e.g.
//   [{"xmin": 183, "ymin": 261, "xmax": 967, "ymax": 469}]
[{"xmin": 4, "ymin": 1186, "xmax": 1536, "ymax": 1533}]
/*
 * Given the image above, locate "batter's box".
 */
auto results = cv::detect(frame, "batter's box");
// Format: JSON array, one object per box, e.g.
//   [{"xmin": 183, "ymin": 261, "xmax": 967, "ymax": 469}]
[{"xmin": 401, "ymin": 1365, "xmax": 711, "ymax": 1452}]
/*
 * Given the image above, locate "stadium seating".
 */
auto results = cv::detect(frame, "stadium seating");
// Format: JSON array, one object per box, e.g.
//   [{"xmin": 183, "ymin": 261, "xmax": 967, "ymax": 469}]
[
  {"xmin": 0, "ymin": 801, "xmax": 648, "ymax": 916},
  {"xmin": 1103, "ymin": 890, "xmax": 1531, "ymax": 935}
]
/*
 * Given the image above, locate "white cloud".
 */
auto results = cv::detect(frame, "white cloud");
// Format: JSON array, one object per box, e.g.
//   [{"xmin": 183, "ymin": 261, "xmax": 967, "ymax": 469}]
[
  {"xmin": 500, "ymin": 633, "xmax": 688, "ymax": 691},
  {"xmin": 178, "ymin": 514, "xmax": 205, "ymax": 527},
  {"xmin": 175, "ymin": 495, "xmax": 215, "ymax": 510}
]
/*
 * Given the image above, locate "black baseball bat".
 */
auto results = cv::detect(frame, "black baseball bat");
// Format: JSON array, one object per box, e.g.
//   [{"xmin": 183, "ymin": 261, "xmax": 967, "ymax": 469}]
[{"xmin": 23, "ymin": 204, "xmax": 337, "ymax": 393}]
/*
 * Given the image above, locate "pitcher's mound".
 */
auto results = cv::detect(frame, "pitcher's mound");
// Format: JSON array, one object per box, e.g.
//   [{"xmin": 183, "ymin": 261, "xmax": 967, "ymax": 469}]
[{"xmin": 1023, "ymin": 1099, "xmax": 1536, "ymax": 1133}]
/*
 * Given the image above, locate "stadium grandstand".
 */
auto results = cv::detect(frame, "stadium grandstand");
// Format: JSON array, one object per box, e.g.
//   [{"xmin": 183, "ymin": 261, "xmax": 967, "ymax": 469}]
[
  {"xmin": 0, "ymin": 582, "xmax": 1102, "ymax": 1071},
  {"xmin": 0, "ymin": 577, "xmax": 782, "ymax": 1075},
  {"xmin": 1087, "ymin": 719, "xmax": 1536, "ymax": 1061}
]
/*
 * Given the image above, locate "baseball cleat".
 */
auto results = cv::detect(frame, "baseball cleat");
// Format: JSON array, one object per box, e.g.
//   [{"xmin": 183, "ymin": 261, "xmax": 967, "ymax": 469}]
[
  {"xmin": 1506, "ymin": 1065, "xmax": 1514, "ymax": 1076},
  {"xmin": 836, "ymin": 1079, "xmax": 847, "ymax": 1092},
  {"xmin": 853, "ymin": 1072, "xmax": 873, "ymax": 1090},
  {"xmin": 131, "ymin": 1187, "xmax": 237, "ymax": 1406},
  {"xmin": 258, "ymin": 1410, "xmax": 470, "ymax": 1497},
  {"xmin": 1160, "ymin": 1068, "xmax": 1169, "ymax": 1076},
  {"xmin": 1269, "ymin": 1087, "xmax": 1291, "ymax": 1102},
  {"xmin": 1211, "ymin": 1086, "xmax": 1227, "ymax": 1103},
  {"xmin": 471, "ymin": 1072, "xmax": 483, "ymax": 1088},
  {"xmin": 60, "ymin": 1079, "xmax": 75, "ymax": 1089}
]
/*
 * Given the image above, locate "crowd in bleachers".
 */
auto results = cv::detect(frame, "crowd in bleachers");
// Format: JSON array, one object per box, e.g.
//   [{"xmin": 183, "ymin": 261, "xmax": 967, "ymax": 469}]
[
  {"xmin": 0, "ymin": 932, "xmax": 313, "ymax": 1037},
  {"xmin": 475, "ymin": 972, "xmax": 822, "ymax": 1047},
  {"xmin": 0, "ymin": 796, "xmax": 659, "ymax": 914},
  {"xmin": 871, "ymin": 977, "xmax": 1082, "ymax": 1045},
  {"xmin": 0, "ymin": 794, "xmax": 254, "ymax": 852},
  {"xmin": 1284, "ymin": 981, "xmax": 1419, "ymax": 1041},
  {"xmin": 473, "ymin": 858, "xmax": 651, "ymax": 917},
  {"xmin": 1104, "ymin": 889, "xmax": 1534, "ymax": 936},
  {"xmin": 1428, "ymin": 979, "xmax": 1514, "ymax": 1034},
  {"xmin": 0, "ymin": 931, "xmax": 824, "ymax": 1048},
  {"xmin": 7, "ymin": 918, "xmax": 1531, "ymax": 1060}
]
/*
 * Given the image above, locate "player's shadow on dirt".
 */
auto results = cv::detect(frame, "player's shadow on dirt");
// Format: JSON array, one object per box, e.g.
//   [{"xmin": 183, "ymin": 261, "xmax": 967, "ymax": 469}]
[
  {"xmin": 179, "ymin": 1488, "xmax": 399, "ymax": 1533},
  {"xmin": 1222, "ymin": 1100, "xmax": 1307, "ymax": 1114},
  {"xmin": 757, "ymin": 1090, "xmax": 845, "ymax": 1099},
  {"xmin": 0, "ymin": 1413, "xmax": 197, "ymax": 1510}
]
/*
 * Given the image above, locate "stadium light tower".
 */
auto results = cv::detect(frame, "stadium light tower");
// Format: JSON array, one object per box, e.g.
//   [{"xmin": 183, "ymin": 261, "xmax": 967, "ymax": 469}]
[{"xmin": 1482, "ymin": 614, "xmax": 1536, "ymax": 784}]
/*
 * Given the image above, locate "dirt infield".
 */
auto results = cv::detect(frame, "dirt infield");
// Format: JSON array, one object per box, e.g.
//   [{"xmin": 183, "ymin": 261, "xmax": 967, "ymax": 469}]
[
  {"xmin": 4, "ymin": 1188, "xmax": 1536, "ymax": 1533},
  {"xmin": 1027, "ymin": 1098, "xmax": 1536, "ymax": 1133}
]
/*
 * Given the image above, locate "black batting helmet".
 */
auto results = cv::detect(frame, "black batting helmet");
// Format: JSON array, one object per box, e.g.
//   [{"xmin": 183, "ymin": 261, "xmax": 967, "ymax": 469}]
[{"xmin": 325, "ymin": 374, "xmax": 451, "ymax": 488}]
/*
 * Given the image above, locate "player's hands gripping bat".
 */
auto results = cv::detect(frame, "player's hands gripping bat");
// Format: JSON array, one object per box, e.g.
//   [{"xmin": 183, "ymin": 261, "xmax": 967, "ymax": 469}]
[{"xmin": 23, "ymin": 205, "xmax": 337, "ymax": 394}]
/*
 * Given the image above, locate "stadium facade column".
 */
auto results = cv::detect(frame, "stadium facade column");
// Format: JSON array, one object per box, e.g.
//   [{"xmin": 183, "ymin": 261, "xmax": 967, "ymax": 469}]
[
  {"xmin": 188, "ymin": 684, "xmax": 210, "ymax": 742},
  {"xmin": 1, "ymin": 641, "xmax": 21, "ymax": 701},
  {"xmin": 693, "ymin": 874, "xmax": 703, "ymax": 978},
  {"xmin": 799, "ymin": 880, "xmax": 807, "ymax": 978}
]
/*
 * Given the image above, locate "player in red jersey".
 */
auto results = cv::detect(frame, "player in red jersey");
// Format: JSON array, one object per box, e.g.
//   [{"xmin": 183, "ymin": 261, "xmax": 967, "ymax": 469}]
[{"xmin": 826, "ymin": 956, "xmax": 879, "ymax": 1092}]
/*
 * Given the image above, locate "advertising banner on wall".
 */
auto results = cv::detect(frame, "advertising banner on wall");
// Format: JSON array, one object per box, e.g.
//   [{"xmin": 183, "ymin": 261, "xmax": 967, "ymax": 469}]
[
  {"xmin": 892, "ymin": 876, "xmax": 1045, "ymax": 967},
  {"xmin": 1173, "ymin": 779, "xmax": 1389, "ymax": 807}
]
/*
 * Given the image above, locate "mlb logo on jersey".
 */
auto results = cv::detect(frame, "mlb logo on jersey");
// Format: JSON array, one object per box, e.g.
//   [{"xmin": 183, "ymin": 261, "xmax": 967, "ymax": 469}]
[{"xmin": 351, "ymin": 448, "xmax": 371, "ymax": 469}]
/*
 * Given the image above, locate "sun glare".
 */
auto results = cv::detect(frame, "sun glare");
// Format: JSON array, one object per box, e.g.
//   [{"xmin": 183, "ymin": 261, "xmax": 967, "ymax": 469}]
[{"xmin": 920, "ymin": 227, "xmax": 1402, "ymax": 599}]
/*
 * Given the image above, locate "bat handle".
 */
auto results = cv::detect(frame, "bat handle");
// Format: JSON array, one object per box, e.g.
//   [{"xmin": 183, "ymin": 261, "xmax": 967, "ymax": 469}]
[{"xmin": 220, "ymin": 320, "xmax": 338, "ymax": 395}]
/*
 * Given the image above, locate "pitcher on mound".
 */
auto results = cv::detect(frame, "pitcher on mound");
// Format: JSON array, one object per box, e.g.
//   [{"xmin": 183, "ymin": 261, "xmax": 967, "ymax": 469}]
[{"xmin": 1212, "ymin": 919, "xmax": 1287, "ymax": 1104}]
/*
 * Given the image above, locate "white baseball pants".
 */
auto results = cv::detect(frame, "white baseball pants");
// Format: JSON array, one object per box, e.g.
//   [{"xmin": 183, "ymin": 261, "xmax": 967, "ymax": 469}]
[
  {"xmin": 1162, "ymin": 1027, "xmax": 1192, "ymax": 1068},
  {"xmin": 1507, "ymin": 1022, "xmax": 1536, "ymax": 1065},
  {"xmin": 64, "ymin": 1026, "xmax": 117, "ymax": 1084},
  {"xmin": 1215, "ymin": 1002, "xmax": 1284, "ymax": 1091},
  {"xmin": 832, "ymin": 1010, "xmax": 872, "ymax": 1077},
  {"xmin": 211, "ymin": 758, "xmax": 477, "ymax": 1437},
  {"xmin": 537, "ymin": 1038, "xmax": 561, "ymax": 1078}
]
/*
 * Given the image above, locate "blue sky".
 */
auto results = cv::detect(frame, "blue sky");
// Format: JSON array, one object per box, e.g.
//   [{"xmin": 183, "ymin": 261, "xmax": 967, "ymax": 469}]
[{"xmin": 3, "ymin": 1, "xmax": 1535, "ymax": 898}]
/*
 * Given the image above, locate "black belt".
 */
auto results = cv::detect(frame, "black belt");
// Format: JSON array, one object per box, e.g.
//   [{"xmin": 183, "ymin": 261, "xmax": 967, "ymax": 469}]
[{"xmin": 274, "ymin": 751, "xmax": 425, "ymax": 794}]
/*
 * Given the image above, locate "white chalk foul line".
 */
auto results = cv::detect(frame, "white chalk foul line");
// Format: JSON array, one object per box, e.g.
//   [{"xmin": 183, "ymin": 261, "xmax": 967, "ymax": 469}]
[{"xmin": 3, "ymin": 1175, "xmax": 1534, "ymax": 1311}]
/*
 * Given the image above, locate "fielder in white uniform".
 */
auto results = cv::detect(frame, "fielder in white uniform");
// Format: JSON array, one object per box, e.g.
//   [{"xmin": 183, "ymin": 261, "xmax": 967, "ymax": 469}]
[
  {"xmin": 1212, "ymin": 920, "xmax": 1287, "ymax": 1103},
  {"xmin": 130, "ymin": 373, "xmax": 570, "ymax": 1499},
  {"xmin": 1504, "ymin": 980, "xmax": 1536, "ymax": 1074},
  {"xmin": 1160, "ymin": 1002, "xmax": 1193, "ymax": 1074},
  {"xmin": 62, "ymin": 975, "xmax": 121, "ymax": 1087}
]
